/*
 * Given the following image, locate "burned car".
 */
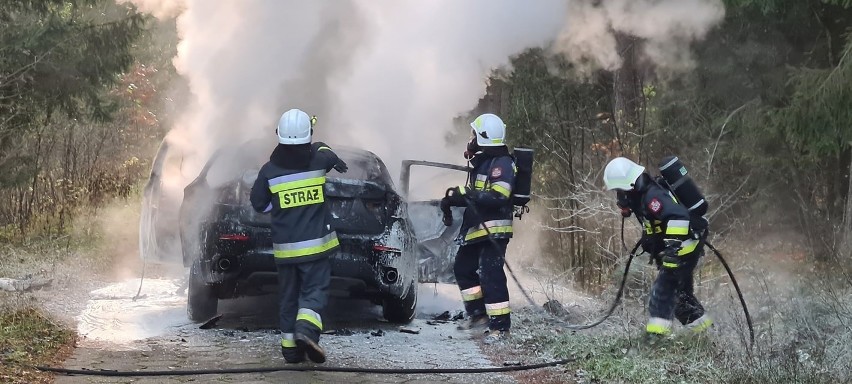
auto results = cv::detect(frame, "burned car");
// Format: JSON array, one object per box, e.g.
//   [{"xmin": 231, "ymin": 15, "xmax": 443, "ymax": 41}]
[{"xmin": 141, "ymin": 138, "xmax": 467, "ymax": 324}]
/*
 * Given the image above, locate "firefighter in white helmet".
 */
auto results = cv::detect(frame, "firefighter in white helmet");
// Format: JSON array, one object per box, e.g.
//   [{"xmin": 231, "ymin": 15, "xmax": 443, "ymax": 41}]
[
  {"xmin": 603, "ymin": 157, "xmax": 711, "ymax": 342},
  {"xmin": 250, "ymin": 108, "xmax": 347, "ymax": 363},
  {"xmin": 441, "ymin": 113, "xmax": 516, "ymax": 344}
]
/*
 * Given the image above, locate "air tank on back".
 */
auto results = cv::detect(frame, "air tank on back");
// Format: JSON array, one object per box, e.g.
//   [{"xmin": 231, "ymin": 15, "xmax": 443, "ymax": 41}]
[{"xmin": 658, "ymin": 156, "xmax": 708, "ymax": 218}]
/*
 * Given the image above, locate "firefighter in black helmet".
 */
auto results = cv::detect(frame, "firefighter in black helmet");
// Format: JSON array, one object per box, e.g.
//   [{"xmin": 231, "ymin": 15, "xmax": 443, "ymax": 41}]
[
  {"xmin": 603, "ymin": 157, "xmax": 711, "ymax": 340},
  {"xmin": 251, "ymin": 109, "xmax": 347, "ymax": 364}
]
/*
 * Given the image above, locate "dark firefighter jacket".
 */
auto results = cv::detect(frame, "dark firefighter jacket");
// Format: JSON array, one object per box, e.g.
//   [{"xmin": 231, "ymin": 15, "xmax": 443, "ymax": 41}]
[
  {"xmin": 250, "ymin": 142, "xmax": 341, "ymax": 264},
  {"xmin": 630, "ymin": 180, "xmax": 700, "ymax": 263},
  {"xmin": 448, "ymin": 148, "xmax": 516, "ymax": 245}
]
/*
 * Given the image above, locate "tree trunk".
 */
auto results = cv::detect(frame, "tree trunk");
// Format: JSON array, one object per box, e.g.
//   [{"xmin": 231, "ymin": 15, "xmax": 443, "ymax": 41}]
[
  {"xmin": 841, "ymin": 142, "xmax": 852, "ymax": 260},
  {"xmin": 613, "ymin": 33, "xmax": 643, "ymax": 157}
]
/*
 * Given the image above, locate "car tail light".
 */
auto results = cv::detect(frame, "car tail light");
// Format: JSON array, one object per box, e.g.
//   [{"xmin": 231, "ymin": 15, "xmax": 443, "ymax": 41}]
[
  {"xmin": 373, "ymin": 245, "xmax": 401, "ymax": 253},
  {"xmin": 220, "ymin": 234, "xmax": 250, "ymax": 241}
]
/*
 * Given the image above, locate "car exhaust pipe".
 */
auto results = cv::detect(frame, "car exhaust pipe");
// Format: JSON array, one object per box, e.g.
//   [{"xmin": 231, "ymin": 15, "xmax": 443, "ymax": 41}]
[
  {"xmin": 217, "ymin": 257, "xmax": 232, "ymax": 271},
  {"xmin": 382, "ymin": 268, "xmax": 399, "ymax": 284}
]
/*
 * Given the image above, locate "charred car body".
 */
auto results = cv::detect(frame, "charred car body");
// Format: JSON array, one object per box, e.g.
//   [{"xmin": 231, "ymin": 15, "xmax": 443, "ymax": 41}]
[{"xmin": 141, "ymin": 139, "xmax": 466, "ymax": 324}]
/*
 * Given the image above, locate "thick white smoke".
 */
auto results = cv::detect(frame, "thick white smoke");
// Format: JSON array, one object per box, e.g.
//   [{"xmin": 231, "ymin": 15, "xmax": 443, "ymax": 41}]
[{"xmin": 121, "ymin": 0, "xmax": 724, "ymax": 184}]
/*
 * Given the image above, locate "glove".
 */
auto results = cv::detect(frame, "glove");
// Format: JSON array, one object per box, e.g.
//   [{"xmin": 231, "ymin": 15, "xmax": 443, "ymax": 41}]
[
  {"xmin": 449, "ymin": 185, "xmax": 470, "ymax": 197},
  {"xmin": 440, "ymin": 197, "xmax": 453, "ymax": 226},
  {"xmin": 334, "ymin": 159, "xmax": 348, "ymax": 173},
  {"xmin": 463, "ymin": 137, "xmax": 479, "ymax": 160},
  {"xmin": 660, "ymin": 239, "xmax": 682, "ymax": 269},
  {"xmin": 616, "ymin": 191, "xmax": 632, "ymax": 218},
  {"xmin": 691, "ymin": 216, "xmax": 709, "ymax": 232}
]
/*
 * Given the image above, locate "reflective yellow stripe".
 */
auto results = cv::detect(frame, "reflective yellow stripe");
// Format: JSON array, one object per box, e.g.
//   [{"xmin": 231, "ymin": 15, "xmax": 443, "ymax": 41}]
[
  {"xmin": 281, "ymin": 333, "xmax": 296, "ymax": 348},
  {"xmin": 461, "ymin": 286, "xmax": 483, "ymax": 302},
  {"xmin": 318, "ymin": 146, "xmax": 331, "ymax": 151},
  {"xmin": 269, "ymin": 176, "xmax": 326, "ymax": 194},
  {"xmin": 486, "ymin": 301, "xmax": 510, "ymax": 316},
  {"xmin": 490, "ymin": 182, "xmax": 511, "ymax": 197},
  {"xmin": 646, "ymin": 317, "xmax": 672, "ymax": 335},
  {"xmin": 474, "ymin": 180, "xmax": 486, "ymax": 189},
  {"xmin": 662, "ymin": 262, "xmax": 678, "ymax": 268},
  {"xmin": 677, "ymin": 239, "xmax": 699, "ymax": 256},
  {"xmin": 688, "ymin": 315, "xmax": 713, "ymax": 333},
  {"xmin": 273, "ymin": 233, "xmax": 339, "ymax": 258},
  {"xmin": 666, "ymin": 220, "xmax": 690, "ymax": 236},
  {"xmin": 464, "ymin": 226, "xmax": 513, "ymax": 241},
  {"xmin": 457, "ymin": 185, "xmax": 467, "ymax": 195},
  {"xmin": 296, "ymin": 308, "xmax": 323, "ymax": 330}
]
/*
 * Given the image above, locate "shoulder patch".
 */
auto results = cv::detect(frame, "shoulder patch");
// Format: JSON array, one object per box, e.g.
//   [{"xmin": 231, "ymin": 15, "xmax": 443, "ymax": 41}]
[
  {"xmin": 648, "ymin": 198, "xmax": 662, "ymax": 214},
  {"xmin": 491, "ymin": 167, "xmax": 503, "ymax": 179}
]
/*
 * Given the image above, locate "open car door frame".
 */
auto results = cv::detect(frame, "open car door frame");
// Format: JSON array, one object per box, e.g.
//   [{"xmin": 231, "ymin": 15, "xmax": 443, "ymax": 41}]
[{"xmin": 400, "ymin": 160, "xmax": 471, "ymax": 284}]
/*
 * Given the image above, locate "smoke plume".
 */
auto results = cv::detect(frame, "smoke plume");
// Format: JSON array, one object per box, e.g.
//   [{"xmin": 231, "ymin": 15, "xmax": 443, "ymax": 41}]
[
  {"xmin": 121, "ymin": 0, "xmax": 725, "ymax": 181},
  {"xmin": 553, "ymin": 0, "xmax": 725, "ymax": 73}
]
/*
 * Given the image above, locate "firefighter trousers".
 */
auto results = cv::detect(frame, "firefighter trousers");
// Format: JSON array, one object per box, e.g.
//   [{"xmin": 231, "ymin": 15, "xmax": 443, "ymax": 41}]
[
  {"xmin": 276, "ymin": 257, "xmax": 330, "ymax": 353},
  {"xmin": 647, "ymin": 248, "xmax": 707, "ymax": 334},
  {"xmin": 454, "ymin": 239, "xmax": 511, "ymax": 331}
]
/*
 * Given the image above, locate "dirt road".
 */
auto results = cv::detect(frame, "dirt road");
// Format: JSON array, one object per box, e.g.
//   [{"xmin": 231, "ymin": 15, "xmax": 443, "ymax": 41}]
[{"xmin": 52, "ymin": 279, "xmax": 520, "ymax": 384}]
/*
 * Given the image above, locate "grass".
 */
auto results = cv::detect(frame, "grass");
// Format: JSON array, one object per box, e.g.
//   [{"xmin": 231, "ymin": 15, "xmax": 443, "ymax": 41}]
[{"xmin": 0, "ymin": 306, "xmax": 76, "ymax": 384}]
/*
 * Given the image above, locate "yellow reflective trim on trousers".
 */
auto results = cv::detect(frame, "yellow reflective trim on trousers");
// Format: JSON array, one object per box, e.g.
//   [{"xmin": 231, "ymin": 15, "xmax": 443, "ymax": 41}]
[
  {"xmin": 464, "ymin": 226, "xmax": 513, "ymax": 241},
  {"xmin": 462, "ymin": 291, "xmax": 483, "ymax": 301},
  {"xmin": 273, "ymin": 235, "xmax": 339, "ymax": 258},
  {"xmin": 281, "ymin": 334, "xmax": 296, "ymax": 348},
  {"xmin": 490, "ymin": 184, "xmax": 510, "ymax": 197},
  {"xmin": 486, "ymin": 307, "xmax": 511, "ymax": 316},
  {"xmin": 269, "ymin": 176, "xmax": 326, "ymax": 194},
  {"xmin": 297, "ymin": 308, "xmax": 323, "ymax": 330},
  {"xmin": 662, "ymin": 262, "xmax": 678, "ymax": 268},
  {"xmin": 691, "ymin": 318, "xmax": 713, "ymax": 333},
  {"xmin": 646, "ymin": 323, "xmax": 671, "ymax": 335}
]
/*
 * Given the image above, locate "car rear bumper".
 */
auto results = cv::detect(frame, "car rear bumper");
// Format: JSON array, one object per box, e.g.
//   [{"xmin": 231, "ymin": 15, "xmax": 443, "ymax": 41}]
[{"xmin": 201, "ymin": 238, "xmax": 411, "ymax": 300}]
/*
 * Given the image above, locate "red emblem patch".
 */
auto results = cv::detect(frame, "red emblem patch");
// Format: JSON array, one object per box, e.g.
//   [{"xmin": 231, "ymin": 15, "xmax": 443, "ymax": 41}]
[
  {"xmin": 491, "ymin": 167, "xmax": 503, "ymax": 178},
  {"xmin": 648, "ymin": 198, "xmax": 662, "ymax": 214}
]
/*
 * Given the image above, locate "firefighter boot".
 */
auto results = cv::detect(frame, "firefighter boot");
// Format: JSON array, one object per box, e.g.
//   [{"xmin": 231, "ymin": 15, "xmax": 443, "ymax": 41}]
[
  {"xmin": 456, "ymin": 312, "xmax": 489, "ymax": 331},
  {"xmin": 281, "ymin": 346, "xmax": 305, "ymax": 364},
  {"xmin": 295, "ymin": 333, "xmax": 326, "ymax": 364}
]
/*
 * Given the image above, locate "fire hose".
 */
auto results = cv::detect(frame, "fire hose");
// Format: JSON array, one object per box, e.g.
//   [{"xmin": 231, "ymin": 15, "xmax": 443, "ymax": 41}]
[
  {"xmin": 453, "ymin": 191, "xmax": 753, "ymax": 347},
  {"xmin": 32, "ymin": 358, "xmax": 575, "ymax": 377}
]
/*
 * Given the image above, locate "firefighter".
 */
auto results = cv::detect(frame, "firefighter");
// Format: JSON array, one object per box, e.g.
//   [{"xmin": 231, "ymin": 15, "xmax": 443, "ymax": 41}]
[
  {"xmin": 602, "ymin": 157, "xmax": 712, "ymax": 340},
  {"xmin": 441, "ymin": 113, "xmax": 516, "ymax": 344},
  {"xmin": 250, "ymin": 108, "xmax": 348, "ymax": 364}
]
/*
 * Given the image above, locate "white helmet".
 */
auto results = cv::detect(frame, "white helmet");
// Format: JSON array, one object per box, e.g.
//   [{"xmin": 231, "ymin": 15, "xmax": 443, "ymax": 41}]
[
  {"xmin": 603, "ymin": 157, "xmax": 646, "ymax": 191},
  {"xmin": 470, "ymin": 113, "xmax": 506, "ymax": 147},
  {"xmin": 277, "ymin": 108, "xmax": 313, "ymax": 145}
]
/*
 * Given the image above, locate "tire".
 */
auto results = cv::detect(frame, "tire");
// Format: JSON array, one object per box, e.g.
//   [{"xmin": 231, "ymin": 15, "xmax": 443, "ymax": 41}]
[
  {"xmin": 187, "ymin": 260, "xmax": 218, "ymax": 322},
  {"xmin": 382, "ymin": 282, "xmax": 417, "ymax": 324}
]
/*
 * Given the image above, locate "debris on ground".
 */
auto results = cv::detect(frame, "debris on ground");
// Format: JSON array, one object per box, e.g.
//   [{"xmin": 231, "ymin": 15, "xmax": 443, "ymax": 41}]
[
  {"xmin": 0, "ymin": 277, "xmax": 52, "ymax": 292},
  {"xmin": 324, "ymin": 328, "xmax": 355, "ymax": 336},
  {"xmin": 433, "ymin": 311, "xmax": 451, "ymax": 321},
  {"xmin": 370, "ymin": 329, "xmax": 384, "ymax": 337},
  {"xmin": 399, "ymin": 327, "xmax": 420, "ymax": 335},
  {"xmin": 426, "ymin": 320, "xmax": 448, "ymax": 325},
  {"xmin": 451, "ymin": 311, "xmax": 465, "ymax": 321},
  {"xmin": 198, "ymin": 314, "xmax": 223, "ymax": 329},
  {"xmin": 503, "ymin": 361, "xmax": 521, "ymax": 366}
]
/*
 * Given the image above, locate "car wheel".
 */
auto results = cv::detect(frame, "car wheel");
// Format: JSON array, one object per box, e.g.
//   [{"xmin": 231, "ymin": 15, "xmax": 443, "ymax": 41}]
[
  {"xmin": 187, "ymin": 259, "xmax": 218, "ymax": 322},
  {"xmin": 382, "ymin": 282, "xmax": 417, "ymax": 324}
]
